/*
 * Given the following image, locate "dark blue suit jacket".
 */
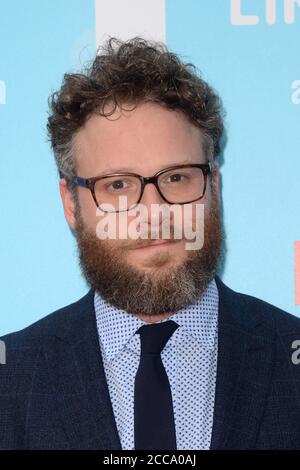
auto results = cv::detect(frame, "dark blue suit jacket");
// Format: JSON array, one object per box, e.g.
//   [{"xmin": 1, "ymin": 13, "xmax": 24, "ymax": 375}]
[{"xmin": 1, "ymin": 275, "xmax": 300, "ymax": 449}]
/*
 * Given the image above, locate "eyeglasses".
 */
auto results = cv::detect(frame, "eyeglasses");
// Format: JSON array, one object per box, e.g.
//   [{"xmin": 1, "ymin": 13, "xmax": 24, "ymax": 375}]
[{"xmin": 65, "ymin": 161, "xmax": 214, "ymax": 213}]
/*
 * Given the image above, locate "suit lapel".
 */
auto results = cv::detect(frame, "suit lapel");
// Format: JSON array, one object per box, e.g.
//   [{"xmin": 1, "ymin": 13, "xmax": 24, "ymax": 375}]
[
  {"xmin": 210, "ymin": 276, "xmax": 276, "ymax": 449},
  {"xmin": 44, "ymin": 289, "xmax": 122, "ymax": 450}
]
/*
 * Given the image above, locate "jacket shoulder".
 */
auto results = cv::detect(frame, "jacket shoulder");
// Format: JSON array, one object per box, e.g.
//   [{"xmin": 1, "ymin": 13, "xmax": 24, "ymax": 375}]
[
  {"xmin": 0, "ymin": 289, "xmax": 95, "ymax": 350},
  {"xmin": 215, "ymin": 275, "xmax": 300, "ymax": 334},
  {"xmin": 238, "ymin": 289, "xmax": 300, "ymax": 331}
]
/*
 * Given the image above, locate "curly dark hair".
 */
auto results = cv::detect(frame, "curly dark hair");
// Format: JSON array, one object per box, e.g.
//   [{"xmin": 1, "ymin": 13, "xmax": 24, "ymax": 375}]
[{"xmin": 47, "ymin": 36, "xmax": 225, "ymax": 183}]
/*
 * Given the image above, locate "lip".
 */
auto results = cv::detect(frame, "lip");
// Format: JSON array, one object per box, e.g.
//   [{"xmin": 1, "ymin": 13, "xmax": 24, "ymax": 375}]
[{"xmin": 134, "ymin": 240, "xmax": 176, "ymax": 249}]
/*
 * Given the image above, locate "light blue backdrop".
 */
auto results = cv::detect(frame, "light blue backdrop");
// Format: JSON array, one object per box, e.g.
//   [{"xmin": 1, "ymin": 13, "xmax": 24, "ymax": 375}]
[{"xmin": 0, "ymin": 0, "xmax": 299, "ymax": 335}]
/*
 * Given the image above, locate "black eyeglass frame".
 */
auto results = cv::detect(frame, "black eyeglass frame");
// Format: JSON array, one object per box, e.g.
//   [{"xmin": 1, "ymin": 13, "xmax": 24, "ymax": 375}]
[{"xmin": 63, "ymin": 160, "xmax": 214, "ymax": 212}]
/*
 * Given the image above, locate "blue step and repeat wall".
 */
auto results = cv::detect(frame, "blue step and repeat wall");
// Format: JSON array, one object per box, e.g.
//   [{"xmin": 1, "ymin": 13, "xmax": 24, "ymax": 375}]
[{"xmin": 0, "ymin": 0, "xmax": 299, "ymax": 334}]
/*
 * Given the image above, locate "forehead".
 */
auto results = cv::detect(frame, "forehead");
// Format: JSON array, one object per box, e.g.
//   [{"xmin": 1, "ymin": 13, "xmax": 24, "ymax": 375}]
[{"xmin": 74, "ymin": 102, "xmax": 205, "ymax": 176}]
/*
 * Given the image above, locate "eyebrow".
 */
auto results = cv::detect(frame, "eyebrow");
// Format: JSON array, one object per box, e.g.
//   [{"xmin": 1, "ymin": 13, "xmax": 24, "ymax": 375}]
[{"xmin": 98, "ymin": 159, "xmax": 198, "ymax": 176}]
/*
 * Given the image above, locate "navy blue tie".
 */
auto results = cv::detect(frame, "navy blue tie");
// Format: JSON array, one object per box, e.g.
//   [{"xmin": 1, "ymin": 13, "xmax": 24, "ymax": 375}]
[{"xmin": 134, "ymin": 319, "xmax": 179, "ymax": 450}]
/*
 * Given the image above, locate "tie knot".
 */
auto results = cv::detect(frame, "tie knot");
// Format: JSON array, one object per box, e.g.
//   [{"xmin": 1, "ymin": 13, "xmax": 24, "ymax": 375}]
[{"xmin": 136, "ymin": 320, "xmax": 179, "ymax": 355}]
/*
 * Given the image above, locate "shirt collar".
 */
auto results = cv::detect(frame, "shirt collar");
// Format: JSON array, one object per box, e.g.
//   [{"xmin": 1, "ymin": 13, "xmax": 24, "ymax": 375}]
[{"xmin": 94, "ymin": 277, "xmax": 219, "ymax": 361}]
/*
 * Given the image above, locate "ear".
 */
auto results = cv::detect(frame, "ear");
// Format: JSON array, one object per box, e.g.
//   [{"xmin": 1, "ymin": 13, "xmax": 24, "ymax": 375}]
[{"xmin": 59, "ymin": 178, "xmax": 77, "ymax": 230}]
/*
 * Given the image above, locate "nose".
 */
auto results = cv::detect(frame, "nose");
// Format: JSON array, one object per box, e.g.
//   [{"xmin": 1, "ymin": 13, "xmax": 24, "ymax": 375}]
[
  {"xmin": 140, "ymin": 181, "xmax": 166, "ymax": 206},
  {"xmin": 138, "ymin": 181, "xmax": 169, "ymax": 232}
]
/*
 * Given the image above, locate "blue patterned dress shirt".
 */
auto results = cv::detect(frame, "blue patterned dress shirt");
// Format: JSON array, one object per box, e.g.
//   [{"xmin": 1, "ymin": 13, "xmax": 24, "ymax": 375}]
[{"xmin": 94, "ymin": 276, "xmax": 219, "ymax": 450}]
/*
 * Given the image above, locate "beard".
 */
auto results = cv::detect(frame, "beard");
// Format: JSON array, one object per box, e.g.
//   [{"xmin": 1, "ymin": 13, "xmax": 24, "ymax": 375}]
[{"xmin": 74, "ymin": 185, "xmax": 224, "ymax": 318}]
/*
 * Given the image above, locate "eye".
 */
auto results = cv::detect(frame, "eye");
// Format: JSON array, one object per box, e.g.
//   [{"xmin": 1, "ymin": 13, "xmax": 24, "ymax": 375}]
[
  {"xmin": 166, "ymin": 173, "xmax": 188, "ymax": 183},
  {"xmin": 100, "ymin": 176, "xmax": 140, "ymax": 193},
  {"xmin": 106, "ymin": 179, "xmax": 129, "ymax": 191},
  {"xmin": 162, "ymin": 171, "xmax": 191, "ymax": 185}
]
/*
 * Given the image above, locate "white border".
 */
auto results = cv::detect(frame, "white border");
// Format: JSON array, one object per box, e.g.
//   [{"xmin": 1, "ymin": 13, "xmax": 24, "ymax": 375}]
[{"xmin": 95, "ymin": 0, "xmax": 166, "ymax": 47}]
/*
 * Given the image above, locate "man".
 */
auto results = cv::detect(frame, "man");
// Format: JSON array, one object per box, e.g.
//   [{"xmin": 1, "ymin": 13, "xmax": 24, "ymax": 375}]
[{"xmin": 1, "ymin": 37, "xmax": 300, "ymax": 450}]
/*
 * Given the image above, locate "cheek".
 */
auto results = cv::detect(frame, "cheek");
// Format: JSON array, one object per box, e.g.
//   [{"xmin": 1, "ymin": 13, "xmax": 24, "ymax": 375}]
[
  {"xmin": 179, "ymin": 202, "xmax": 206, "ymax": 236},
  {"xmin": 77, "ymin": 190, "xmax": 99, "ymax": 230},
  {"xmin": 92, "ymin": 210, "xmax": 140, "ymax": 244}
]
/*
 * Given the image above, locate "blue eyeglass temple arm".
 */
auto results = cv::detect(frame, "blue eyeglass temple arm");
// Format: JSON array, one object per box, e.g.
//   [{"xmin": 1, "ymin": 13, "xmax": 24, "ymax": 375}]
[
  {"xmin": 71, "ymin": 176, "xmax": 88, "ymax": 187},
  {"xmin": 59, "ymin": 172, "xmax": 88, "ymax": 187}
]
